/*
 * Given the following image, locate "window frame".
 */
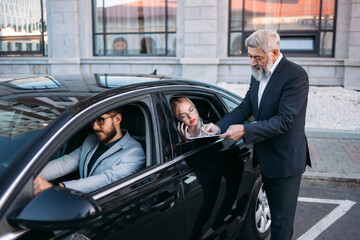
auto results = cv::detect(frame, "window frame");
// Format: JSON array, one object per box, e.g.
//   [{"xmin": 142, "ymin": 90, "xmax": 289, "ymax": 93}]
[
  {"xmin": 228, "ymin": 0, "xmax": 338, "ymax": 57},
  {"xmin": 34, "ymin": 93, "xmax": 156, "ymax": 193},
  {"xmin": 0, "ymin": 0, "xmax": 47, "ymax": 57},
  {"xmin": 165, "ymin": 91, "xmax": 225, "ymax": 153},
  {"xmin": 92, "ymin": 0, "xmax": 176, "ymax": 57}
]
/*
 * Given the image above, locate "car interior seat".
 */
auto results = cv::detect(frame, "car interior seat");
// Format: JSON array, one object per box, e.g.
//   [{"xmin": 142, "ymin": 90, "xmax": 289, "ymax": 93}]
[
  {"xmin": 120, "ymin": 104, "xmax": 147, "ymax": 156},
  {"xmin": 191, "ymin": 98, "xmax": 220, "ymax": 124}
]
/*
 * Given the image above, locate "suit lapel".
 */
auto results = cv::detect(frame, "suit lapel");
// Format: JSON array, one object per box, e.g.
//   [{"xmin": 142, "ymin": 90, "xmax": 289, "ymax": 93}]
[
  {"xmin": 251, "ymin": 78, "xmax": 260, "ymax": 117},
  {"xmin": 88, "ymin": 131, "xmax": 127, "ymax": 176},
  {"xmin": 82, "ymin": 143, "xmax": 99, "ymax": 178}
]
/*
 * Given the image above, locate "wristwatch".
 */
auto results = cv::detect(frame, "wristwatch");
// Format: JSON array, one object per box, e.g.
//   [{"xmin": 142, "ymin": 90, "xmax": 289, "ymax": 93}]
[{"xmin": 49, "ymin": 181, "xmax": 60, "ymax": 187}]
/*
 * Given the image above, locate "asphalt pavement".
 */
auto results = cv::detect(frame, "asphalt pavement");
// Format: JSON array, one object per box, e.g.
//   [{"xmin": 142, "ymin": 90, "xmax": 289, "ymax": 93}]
[{"xmin": 302, "ymin": 128, "xmax": 360, "ymax": 188}]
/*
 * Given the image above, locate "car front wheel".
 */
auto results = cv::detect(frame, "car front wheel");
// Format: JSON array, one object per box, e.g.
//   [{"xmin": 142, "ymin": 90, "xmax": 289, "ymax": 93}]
[{"xmin": 239, "ymin": 179, "xmax": 271, "ymax": 240}]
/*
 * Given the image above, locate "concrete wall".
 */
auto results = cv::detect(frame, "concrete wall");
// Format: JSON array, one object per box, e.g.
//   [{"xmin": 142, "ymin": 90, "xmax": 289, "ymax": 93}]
[
  {"xmin": 343, "ymin": 0, "xmax": 360, "ymax": 90},
  {"xmin": 0, "ymin": 0, "xmax": 359, "ymax": 89}
]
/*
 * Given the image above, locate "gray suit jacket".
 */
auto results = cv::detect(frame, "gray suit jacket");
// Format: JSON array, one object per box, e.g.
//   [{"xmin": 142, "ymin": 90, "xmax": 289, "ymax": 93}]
[{"xmin": 41, "ymin": 130, "xmax": 145, "ymax": 193}]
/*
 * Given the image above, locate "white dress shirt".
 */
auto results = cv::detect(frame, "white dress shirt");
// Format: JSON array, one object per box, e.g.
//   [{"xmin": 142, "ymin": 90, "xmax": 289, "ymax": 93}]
[{"xmin": 258, "ymin": 53, "xmax": 283, "ymax": 107}]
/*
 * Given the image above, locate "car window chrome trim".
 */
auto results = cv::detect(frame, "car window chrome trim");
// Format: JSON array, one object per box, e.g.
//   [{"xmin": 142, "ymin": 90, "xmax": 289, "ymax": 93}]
[
  {"xmin": 93, "ymin": 138, "xmax": 224, "ymax": 200},
  {"xmin": 0, "ymin": 87, "xmax": 159, "ymax": 210},
  {"xmin": 0, "ymin": 229, "xmax": 30, "ymax": 240}
]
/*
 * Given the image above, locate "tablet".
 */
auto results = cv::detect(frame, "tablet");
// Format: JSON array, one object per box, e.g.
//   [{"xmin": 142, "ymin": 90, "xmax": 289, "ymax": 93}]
[{"xmin": 188, "ymin": 134, "xmax": 221, "ymax": 140}]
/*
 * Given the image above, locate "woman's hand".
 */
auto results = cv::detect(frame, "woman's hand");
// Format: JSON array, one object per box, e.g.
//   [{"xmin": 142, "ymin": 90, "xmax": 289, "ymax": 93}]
[
  {"xmin": 177, "ymin": 122, "xmax": 191, "ymax": 140},
  {"xmin": 203, "ymin": 122, "xmax": 220, "ymax": 135}
]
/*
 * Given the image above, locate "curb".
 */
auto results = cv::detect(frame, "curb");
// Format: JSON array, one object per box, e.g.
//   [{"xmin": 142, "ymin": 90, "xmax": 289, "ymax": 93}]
[
  {"xmin": 305, "ymin": 128, "xmax": 360, "ymax": 139},
  {"xmin": 302, "ymin": 171, "xmax": 360, "ymax": 188}
]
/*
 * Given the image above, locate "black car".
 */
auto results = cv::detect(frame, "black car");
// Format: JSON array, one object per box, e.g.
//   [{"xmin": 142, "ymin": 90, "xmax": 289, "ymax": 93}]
[{"xmin": 0, "ymin": 73, "xmax": 271, "ymax": 240}]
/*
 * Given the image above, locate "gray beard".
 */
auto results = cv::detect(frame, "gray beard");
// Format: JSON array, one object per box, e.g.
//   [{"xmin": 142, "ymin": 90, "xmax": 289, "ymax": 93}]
[{"xmin": 251, "ymin": 59, "xmax": 274, "ymax": 81}]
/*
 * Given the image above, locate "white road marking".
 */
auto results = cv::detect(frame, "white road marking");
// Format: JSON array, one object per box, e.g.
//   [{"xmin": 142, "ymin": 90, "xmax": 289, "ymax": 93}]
[{"xmin": 297, "ymin": 197, "xmax": 356, "ymax": 240}]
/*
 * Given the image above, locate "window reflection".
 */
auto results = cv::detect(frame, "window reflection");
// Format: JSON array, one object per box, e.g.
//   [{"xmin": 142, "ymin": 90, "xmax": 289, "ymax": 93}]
[
  {"xmin": 140, "ymin": 36, "xmax": 156, "ymax": 54},
  {"xmin": 243, "ymin": 0, "xmax": 320, "ymax": 31},
  {"xmin": 229, "ymin": 0, "xmax": 336, "ymax": 57},
  {"xmin": 95, "ymin": 74, "xmax": 165, "ymax": 88},
  {"xmin": 281, "ymin": 37, "xmax": 314, "ymax": 51},
  {"xmin": 0, "ymin": 95, "xmax": 83, "ymax": 170},
  {"xmin": 94, "ymin": 0, "xmax": 176, "ymax": 56},
  {"xmin": 230, "ymin": 32, "xmax": 242, "ymax": 56},
  {"xmin": 3, "ymin": 76, "xmax": 60, "ymax": 90},
  {"xmin": 321, "ymin": 0, "xmax": 335, "ymax": 30},
  {"xmin": 320, "ymin": 31, "xmax": 333, "ymax": 56},
  {"xmin": 0, "ymin": 0, "xmax": 47, "ymax": 56}
]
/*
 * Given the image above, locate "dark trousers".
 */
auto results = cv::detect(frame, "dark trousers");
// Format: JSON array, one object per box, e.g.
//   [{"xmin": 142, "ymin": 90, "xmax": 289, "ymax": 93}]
[{"xmin": 262, "ymin": 174, "xmax": 302, "ymax": 240}]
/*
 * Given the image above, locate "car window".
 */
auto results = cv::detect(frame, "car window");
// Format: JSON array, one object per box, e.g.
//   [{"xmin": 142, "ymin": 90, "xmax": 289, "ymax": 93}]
[
  {"xmin": 40, "ymin": 102, "xmax": 154, "ymax": 195},
  {"xmin": 0, "ymin": 97, "xmax": 70, "ymax": 175},
  {"xmin": 168, "ymin": 94, "xmax": 223, "ymax": 154},
  {"xmin": 220, "ymin": 95, "xmax": 255, "ymax": 123},
  {"xmin": 220, "ymin": 95, "xmax": 240, "ymax": 112},
  {"xmin": 191, "ymin": 98, "xmax": 221, "ymax": 124}
]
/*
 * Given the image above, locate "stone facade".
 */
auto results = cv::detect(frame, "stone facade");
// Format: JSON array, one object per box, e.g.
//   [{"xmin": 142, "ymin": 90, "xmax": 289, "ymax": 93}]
[{"xmin": 0, "ymin": 0, "xmax": 359, "ymax": 89}]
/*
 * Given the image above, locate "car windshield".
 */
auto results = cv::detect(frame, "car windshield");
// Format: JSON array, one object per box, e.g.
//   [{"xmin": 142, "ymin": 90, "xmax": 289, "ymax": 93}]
[{"xmin": 0, "ymin": 97, "xmax": 74, "ymax": 175}]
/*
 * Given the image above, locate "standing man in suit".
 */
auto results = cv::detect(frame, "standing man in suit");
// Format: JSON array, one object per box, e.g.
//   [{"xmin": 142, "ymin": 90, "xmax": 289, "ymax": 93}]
[
  {"xmin": 33, "ymin": 108, "xmax": 145, "ymax": 195},
  {"xmin": 205, "ymin": 29, "xmax": 311, "ymax": 240}
]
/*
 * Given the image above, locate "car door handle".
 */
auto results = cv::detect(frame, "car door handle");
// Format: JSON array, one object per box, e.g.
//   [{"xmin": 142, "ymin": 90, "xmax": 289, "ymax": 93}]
[{"xmin": 151, "ymin": 194, "xmax": 177, "ymax": 211}]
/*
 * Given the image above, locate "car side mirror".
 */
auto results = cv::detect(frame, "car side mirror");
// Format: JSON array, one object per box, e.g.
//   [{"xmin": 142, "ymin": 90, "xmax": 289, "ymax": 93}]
[{"xmin": 8, "ymin": 187, "xmax": 101, "ymax": 230}]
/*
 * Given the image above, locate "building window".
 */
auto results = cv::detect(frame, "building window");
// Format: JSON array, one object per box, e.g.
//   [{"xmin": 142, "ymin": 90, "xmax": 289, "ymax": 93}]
[
  {"xmin": 229, "ymin": 0, "xmax": 336, "ymax": 57},
  {"xmin": 93, "ymin": 0, "xmax": 177, "ymax": 56},
  {"xmin": 0, "ymin": 0, "xmax": 47, "ymax": 57}
]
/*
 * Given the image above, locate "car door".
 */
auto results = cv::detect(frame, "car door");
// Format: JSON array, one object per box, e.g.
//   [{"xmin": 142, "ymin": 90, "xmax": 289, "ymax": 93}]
[
  {"xmin": 163, "ymin": 89, "xmax": 255, "ymax": 240},
  {"xmin": 79, "ymin": 93, "xmax": 185, "ymax": 240},
  {"xmin": 86, "ymin": 165, "xmax": 184, "ymax": 240},
  {"xmin": 0, "ymin": 92, "xmax": 185, "ymax": 240}
]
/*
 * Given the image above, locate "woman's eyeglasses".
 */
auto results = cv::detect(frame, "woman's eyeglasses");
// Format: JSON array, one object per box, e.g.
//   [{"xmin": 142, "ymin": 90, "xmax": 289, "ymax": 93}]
[{"xmin": 178, "ymin": 105, "xmax": 196, "ymax": 120}]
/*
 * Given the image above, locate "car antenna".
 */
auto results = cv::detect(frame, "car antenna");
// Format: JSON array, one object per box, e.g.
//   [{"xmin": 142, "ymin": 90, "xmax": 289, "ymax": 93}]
[{"xmin": 150, "ymin": 69, "xmax": 157, "ymax": 75}]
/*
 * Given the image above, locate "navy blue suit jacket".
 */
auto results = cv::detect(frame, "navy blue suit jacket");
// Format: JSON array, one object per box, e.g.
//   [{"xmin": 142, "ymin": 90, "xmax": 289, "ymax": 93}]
[{"xmin": 217, "ymin": 56, "xmax": 311, "ymax": 178}]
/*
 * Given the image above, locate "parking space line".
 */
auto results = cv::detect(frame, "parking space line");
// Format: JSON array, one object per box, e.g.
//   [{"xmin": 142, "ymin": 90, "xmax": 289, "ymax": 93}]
[{"xmin": 297, "ymin": 197, "xmax": 356, "ymax": 240}]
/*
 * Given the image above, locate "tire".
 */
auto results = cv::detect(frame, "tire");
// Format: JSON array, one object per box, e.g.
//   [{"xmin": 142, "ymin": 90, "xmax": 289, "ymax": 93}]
[{"xmin": 239, "ymin": 178, "xmax": 271, "ymax": 240}]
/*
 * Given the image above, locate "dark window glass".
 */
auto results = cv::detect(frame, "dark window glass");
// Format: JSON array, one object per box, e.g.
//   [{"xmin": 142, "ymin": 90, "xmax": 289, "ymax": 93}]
[
  {"xmin": 321, "ymin": 0, "xmax": 335, "ymax": 30},
  {"xmin": 93, "ymin": 0, "xmax": 177, "ymax": 56},
  {"xmin": 26, "ymin": 43, "xmax": 32, "ymax": 51},
  {"xmin": 229, "ymin": 32, "xmax": 243, "ymax": 55},
  {"xmin": 0, "ymin": 92, "xmax": 75, "ymax": 175},
  {"xmin": 0, "ymin": 0, "xmax": 47, "ymax": 57},
  {"xmin": 220, "ymin": 96, "xmax": 240, "ymax": 111},
  {"xmin": 229, "ymin": 0, "xmax": 337, "ymax": 57}
]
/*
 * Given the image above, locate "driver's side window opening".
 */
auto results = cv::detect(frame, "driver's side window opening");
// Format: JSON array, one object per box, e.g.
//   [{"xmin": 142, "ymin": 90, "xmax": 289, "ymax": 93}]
[{"xmin": 38, "ymin": 103, "xmax": 153, "ymax": 196}]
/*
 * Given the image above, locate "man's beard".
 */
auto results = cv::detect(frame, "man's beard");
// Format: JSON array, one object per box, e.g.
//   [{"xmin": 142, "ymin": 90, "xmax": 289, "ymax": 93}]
[
  {"xmin": 251, "ymin": 58, "xmax": 273, "ymax": 81},
  {"xmin": 95, "ymin": 123, "xmax": 117, "ymax": 145}
]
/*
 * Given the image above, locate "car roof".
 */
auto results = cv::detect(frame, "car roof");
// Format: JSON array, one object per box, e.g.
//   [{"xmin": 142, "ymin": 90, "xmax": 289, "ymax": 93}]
[
  {"xmin": 0, "ymin": 73, "xmax": 242, "ymax": 119},
  {"xmin": 0, "ymin": 72, "xmax": 239, "ymax": 99}
]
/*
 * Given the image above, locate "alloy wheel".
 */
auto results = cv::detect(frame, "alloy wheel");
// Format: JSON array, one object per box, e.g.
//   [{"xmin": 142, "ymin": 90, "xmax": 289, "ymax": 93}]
[{"xmin": 255, "ymin": 184, "xmax": 271, "ymax": 233}]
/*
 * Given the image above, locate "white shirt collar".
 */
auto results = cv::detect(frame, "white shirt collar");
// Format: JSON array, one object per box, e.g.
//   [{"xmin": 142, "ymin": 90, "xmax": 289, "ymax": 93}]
[
  {"xmin": 257, "ymin": 52, "xmax": 283, "ymax": 107},
  {"xmin": 269, "ymin": 52, "xmax": 283, "ymax": 76}
]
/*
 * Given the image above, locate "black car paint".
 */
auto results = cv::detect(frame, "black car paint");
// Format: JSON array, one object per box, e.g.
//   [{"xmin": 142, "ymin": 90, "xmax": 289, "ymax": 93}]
[{"xmin": 0, "ymin": 75, "xmax": 262, "ymax": 240}]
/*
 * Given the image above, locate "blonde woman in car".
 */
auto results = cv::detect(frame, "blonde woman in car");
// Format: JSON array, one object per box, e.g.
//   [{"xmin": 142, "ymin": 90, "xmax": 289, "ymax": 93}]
[{"xmin": 171, "ymin": 97, "xmax": 209, "ymax": 141}]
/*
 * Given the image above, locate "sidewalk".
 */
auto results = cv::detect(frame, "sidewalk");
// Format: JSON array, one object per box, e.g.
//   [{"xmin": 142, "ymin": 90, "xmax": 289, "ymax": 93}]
[{"xmin": 302, "ymin": 129, "xmax": 360, "ymax": 188}]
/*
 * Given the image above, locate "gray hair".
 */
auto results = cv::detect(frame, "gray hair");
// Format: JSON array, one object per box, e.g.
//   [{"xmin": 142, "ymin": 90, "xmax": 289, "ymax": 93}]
[{"xmin": 245, "ymin": 29, "xmax": 280, "ymax": 54}]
